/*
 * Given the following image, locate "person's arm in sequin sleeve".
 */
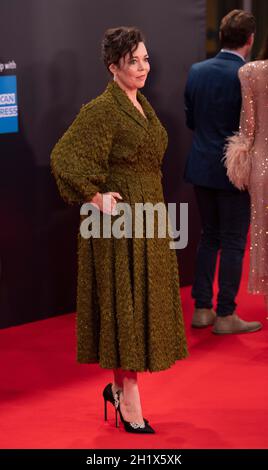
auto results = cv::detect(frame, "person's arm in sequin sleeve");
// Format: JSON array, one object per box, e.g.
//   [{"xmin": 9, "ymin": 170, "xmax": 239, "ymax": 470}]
[
  {"xmin": 238, "ymin": 65, "xmax": 256, "ymax": 148},
  {"xmin": 223, "ymin": 64, "xmax": 255, "ymax": 190}
]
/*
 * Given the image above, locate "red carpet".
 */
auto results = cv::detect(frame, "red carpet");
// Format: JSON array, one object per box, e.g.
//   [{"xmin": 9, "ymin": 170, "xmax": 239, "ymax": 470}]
[{"xmin": 1, "ymin": 248, "xmax": 268, "ymax": 449}]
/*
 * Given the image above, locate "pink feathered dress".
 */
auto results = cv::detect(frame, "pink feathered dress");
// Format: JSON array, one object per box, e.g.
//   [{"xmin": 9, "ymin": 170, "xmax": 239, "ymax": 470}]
[{"xmin": 225, "ymin": 60, "xmax": 268, "ymax": 299}]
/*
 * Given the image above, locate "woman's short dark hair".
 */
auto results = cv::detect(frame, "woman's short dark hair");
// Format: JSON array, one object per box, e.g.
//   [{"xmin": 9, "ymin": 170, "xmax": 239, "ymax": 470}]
[
  {"xmin": 102, "ymin": 27, "xmax": 145, "ymax": 71},
  {"xmin": 220, "ymin": 9, "xmax": 256, "ymax": 49},
  {"xmin": 258, "ymin": 32, "xmax": 268, "ymax": 60}
]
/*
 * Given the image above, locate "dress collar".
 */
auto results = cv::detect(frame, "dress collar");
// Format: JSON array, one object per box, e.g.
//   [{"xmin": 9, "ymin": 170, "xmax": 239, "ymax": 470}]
[{"xmin": 106, "ymin": 80, "xmax": 155, "ymax": 130}]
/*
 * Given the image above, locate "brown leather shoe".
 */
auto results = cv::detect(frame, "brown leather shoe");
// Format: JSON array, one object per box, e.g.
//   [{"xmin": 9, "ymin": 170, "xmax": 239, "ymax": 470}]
[
  {"xmin": 212, "ymin": 313, "xmax": 262, "ymax": 335},
  {"xmin": 191, "ymin": 308, "xmax": 216, "ymax": 328}
]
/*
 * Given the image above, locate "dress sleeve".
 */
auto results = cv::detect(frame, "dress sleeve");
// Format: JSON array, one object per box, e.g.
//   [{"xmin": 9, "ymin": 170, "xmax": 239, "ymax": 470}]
[
  {"xmin": 223, "ymin": 65, "xmax": 255, "ymax": 190},
  {"xmin": 50, "ymin": 101, "xmax": 113, "ymax": 205},
  {"xmin": 238, "ymin": 65, "xmax": 256, "ymax": 147}
]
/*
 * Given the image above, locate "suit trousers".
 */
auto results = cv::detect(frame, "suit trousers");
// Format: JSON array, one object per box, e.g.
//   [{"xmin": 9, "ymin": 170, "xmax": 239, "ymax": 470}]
[{"xmin": 192, "ymin": 185, "xmax": 250, "ymax": 316}]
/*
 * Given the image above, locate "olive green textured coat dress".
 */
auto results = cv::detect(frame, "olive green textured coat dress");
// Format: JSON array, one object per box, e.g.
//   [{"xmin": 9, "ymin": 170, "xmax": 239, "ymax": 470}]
[{"xmin": 51, "ymin": 80, "xmax": 188, "ymax": 372}]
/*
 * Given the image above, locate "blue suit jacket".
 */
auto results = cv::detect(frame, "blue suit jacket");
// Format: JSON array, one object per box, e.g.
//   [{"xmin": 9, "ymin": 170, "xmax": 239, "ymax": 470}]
[{"xmin": 184, "ymin": 52, "xmax": 245, "ymax": 190}]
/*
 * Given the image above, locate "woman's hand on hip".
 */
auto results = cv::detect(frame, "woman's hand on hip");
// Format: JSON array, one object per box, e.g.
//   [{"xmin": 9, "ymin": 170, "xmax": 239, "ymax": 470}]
[{"xmin": 89, "ymin": 192, "xmax": 122, "ymax": 215}]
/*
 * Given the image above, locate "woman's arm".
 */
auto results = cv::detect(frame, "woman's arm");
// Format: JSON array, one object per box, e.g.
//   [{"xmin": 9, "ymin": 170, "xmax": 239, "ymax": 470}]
[
  {"xmin": 224, "ymin": 64, "xmax": 256, "ymax": 190},
  {"xmin": 50, "ymin": 100, "xmax": 113, "ymax": 205},
  {"xmin": 238, "ymin": 65, "xmax": 256, "ymax": 148}
]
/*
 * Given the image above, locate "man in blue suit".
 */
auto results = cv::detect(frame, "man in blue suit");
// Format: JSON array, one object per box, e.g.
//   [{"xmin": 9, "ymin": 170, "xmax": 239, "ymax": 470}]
[{"xmin": 184, "ymin": 10, "xmax": 262, "ymax": 334}]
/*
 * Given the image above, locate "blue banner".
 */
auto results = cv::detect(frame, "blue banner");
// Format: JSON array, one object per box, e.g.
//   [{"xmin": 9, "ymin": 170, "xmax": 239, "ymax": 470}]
[{"xmin": 0, "ymin": 75, "xmax": 19, "ymax": 134}]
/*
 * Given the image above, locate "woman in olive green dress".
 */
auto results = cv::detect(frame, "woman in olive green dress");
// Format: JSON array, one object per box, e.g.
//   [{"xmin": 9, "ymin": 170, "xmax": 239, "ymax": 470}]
[{"xmin": 51, "ymin": 27, "xmax": 187, "ymax": 434}]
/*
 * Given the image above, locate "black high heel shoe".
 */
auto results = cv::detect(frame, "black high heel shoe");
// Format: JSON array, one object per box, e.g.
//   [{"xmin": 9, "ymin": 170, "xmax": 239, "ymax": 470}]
[
  {"xmin": 115, "ymin": 390, "xmax": 155, "ymax": 434},
  {"xmin": 103, "ymin": 383, "xmax": 119, "ymax": 425},
  {"xmin": 103, "ymin": 383, "xmax": 149, "ymax": 426}
]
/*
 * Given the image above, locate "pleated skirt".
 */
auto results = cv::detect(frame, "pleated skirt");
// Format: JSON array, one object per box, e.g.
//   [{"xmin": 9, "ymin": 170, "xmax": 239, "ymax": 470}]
[{"xmin": 76, "ymin": 171, "xmax": 188, "ymax": 371}]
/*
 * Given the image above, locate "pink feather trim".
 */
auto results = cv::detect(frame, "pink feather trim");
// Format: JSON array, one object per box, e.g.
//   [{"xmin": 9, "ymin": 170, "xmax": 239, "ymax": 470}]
[{"xmin": 223, "ymin": 133, "xmax": 252, "ymax": 190}]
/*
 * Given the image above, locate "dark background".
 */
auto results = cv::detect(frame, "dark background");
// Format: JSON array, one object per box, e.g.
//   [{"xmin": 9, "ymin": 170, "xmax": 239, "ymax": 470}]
[
  {"xmin": 207, "ymin": 0, "xmax": 268, "ymax": 59},
  {"xmin": 0, "ymin": 0, "xmax": 206, "ymax": 328}
]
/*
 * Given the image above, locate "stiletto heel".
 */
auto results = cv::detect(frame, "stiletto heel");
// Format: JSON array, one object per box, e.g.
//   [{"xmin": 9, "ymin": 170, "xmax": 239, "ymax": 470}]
[
  {"xmin": 104, "ymin": 397, "xmax": 108, "ymax": 421},
  {"xmin": 103, "ymin": 383, "xmax": 121, "ymax": 425},
  {"xmin": 115, "ymin": 390, "xmax": 155, "ymax": 434},
  {"xmin": 103, "ymin": 383, "xmax": 116, "ymax": 422},
  {"xmin": 115, "ymin": 407, "xmax": 119, "ymax": 428}
]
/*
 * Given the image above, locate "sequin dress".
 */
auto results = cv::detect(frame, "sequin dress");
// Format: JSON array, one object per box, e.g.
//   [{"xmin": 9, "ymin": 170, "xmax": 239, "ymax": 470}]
[{"xmin": 237, "ymin": 61, "xmax": 268, "ymax": 295}]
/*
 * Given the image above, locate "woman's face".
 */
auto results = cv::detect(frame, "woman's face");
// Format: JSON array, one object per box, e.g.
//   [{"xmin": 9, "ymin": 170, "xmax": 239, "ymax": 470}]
[{"xmin": 111, "ymin": 41, "xmax": 150, "ymax": 90}]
